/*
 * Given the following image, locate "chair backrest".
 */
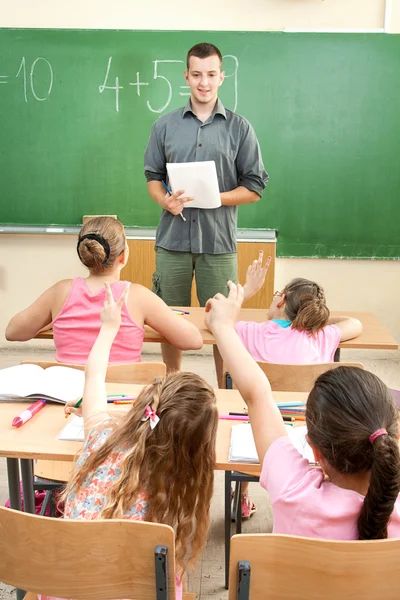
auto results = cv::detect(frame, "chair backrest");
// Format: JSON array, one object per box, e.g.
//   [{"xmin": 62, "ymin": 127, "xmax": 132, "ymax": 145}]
[
  {"xmin": 224, "ymin": 362, "xmax": 363, "ymax": 392},
  {"xmin": 229, "ymin": 533, "xmax": 400, "ymax": 600},
  {"xmin": 0, "ymin": 506, "xmax": 177, "ymax": 600},
  {"xmin": 20, "ymin": 360, "xmax": 166, "ymax": 384}
]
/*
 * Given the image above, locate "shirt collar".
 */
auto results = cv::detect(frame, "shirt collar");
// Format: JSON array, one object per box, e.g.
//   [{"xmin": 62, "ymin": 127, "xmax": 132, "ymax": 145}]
[{"xmin": 182, "ymin": 98, "xmax": 227, "ymax": 120}]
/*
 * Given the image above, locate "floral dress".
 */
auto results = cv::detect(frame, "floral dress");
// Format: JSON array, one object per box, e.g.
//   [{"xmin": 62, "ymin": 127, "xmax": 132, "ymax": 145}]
[{"xmin": 39, "ymin": 425, "xmax": 182, "ymax": 600}]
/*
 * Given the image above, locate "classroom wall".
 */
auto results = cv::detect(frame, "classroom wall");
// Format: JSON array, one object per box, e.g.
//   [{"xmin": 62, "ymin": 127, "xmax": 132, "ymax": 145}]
[
  {"xmin": 1, "ymin": 235, "xmax": 399, "ymax": 343},
  {"xmin": 1, "ymin": 0, "xmax": 399, "ymax": 343}
]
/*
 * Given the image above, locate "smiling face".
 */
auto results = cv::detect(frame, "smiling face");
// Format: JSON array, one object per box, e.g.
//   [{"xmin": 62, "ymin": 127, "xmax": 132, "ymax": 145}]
[{"xmin": 184, "ymin": 54, "xmax": 225, "ymax": 109}]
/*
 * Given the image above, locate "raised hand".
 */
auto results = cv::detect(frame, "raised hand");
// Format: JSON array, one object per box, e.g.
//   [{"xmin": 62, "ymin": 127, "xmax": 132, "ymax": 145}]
[
  {"xmin": 243, "ymin": 251, "xmax": 271, "ymax": 301},
  {"xmin": 100, "ymin": 281, "xmax": 130, "ymax": 330},
  {"xmin": 205, "ymin": 281, "xmax": 244, "ymax": 333}
]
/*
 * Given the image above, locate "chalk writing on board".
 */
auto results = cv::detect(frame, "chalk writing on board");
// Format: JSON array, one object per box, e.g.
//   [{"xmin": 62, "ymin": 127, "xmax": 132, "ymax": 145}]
[
  {"xmin": 15, "ymin": 57, "xmax": 53, "ymax": 103},
  {"xmin": 98, "ymin": 54, "xmax": 240, "ymax": 114}
]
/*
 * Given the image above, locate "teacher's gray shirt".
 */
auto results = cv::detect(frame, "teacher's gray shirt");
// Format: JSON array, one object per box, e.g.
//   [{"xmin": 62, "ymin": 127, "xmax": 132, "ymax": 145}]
[{"xmin": 144, "ymin": 99, "xmax": 268, "ymax": 254}]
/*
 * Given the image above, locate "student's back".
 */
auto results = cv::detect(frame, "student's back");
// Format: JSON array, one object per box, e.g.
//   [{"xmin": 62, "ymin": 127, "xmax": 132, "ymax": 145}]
[
  {"xmin": 6, "ymin": 217, "xmax": 203, "ymax": 365},
  {"xmin": 236, "ymin": 277, "xmax": 362, "ymax": 364}
]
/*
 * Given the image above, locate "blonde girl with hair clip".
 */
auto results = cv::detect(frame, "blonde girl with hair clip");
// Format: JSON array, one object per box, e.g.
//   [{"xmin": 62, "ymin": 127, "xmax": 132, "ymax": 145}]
[
  {"xmin": 39, "ymin": 282, "xmax": 218, "ymax": 600},
  {"xmin": 6, "ymin": 217, "xmax": 203, "ymax": 364},
  {"xmin": 206, "ymin": 282, "xmax": 400, "ymax": 541}
]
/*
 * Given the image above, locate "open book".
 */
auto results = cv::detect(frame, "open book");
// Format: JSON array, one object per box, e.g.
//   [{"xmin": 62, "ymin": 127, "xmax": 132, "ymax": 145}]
[
  {"xmin": 0, "ymin": 364, "xmax": 85, "ymax": 403},
  {"xmin": 229, "ymin": 423, "xmax": 315, "ymax": 464}
]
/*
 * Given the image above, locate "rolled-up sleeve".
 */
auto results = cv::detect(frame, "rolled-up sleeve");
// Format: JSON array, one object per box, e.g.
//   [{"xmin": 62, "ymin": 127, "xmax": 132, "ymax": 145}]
[
  {"xmin": 144, "ymin": 121, "xmax": 167, "ymax": 183},
  {"xmin": 236, "ymin": 119, "xmax": 269, "ymax": 197}
]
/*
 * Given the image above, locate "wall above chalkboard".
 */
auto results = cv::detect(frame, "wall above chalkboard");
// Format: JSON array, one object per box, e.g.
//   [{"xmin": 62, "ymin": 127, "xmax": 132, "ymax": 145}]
[{"xmin": 0, "ymin": 29, "xmax": 399, "ymax": 259}]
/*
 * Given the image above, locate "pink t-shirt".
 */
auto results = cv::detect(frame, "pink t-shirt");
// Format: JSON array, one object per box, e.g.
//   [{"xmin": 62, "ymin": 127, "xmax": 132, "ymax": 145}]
[
  {"xmin": 261, "ymin": 436, "xmax": 400, "ymax": 539},
  {"xmin": 52, "ymin": 278, "xmax": 145, "ymax": 364},
  {"xmin": 235, "ymin": 319, "xmax": 341, "ymax": 364}
]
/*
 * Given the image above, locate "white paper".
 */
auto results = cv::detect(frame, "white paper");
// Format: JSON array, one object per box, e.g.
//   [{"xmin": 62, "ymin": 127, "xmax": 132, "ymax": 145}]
[
  {"xmin": 228, "ymin": 423, "xmax": 315, "ymax": 464},
  {"xmin": 0, "ymin": 364, "xmax": 84, "ymax": 403},
  {"xmin": 58, "ymin": 415, "xmax": 85, "ymax": 441},
  {"xmin": 166, "ymin": 161, "xmax": 221, "ymax": 209}
]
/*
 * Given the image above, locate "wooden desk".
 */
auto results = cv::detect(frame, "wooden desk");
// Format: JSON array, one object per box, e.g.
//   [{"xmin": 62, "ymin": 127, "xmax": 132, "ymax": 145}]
[{"xmin": 35, "ymin": 309, "xmax": 398, "ymax": 351}]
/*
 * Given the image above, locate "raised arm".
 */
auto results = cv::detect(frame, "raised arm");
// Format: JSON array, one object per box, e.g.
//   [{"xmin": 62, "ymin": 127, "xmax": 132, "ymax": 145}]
[
  {"xmin": 243, "ymin": 251, "xmax": 271, "ymax": 302},
  {"xmin": 327, "ymin": 315, "xmax": 363, "ymax": 342},
  {"xmin": 135, "ymin": 286, "xmax": 203, "ymax": 350},
  {"xmin": 205, "ymin": 282, "xmax": 287, "ymax": 465},
  {"xmin": 5, "ymin": 280, "xmax": 71, "ymax": 341},
  {"xmin": 81, "ymin": 282, "xmax": 130, "ymax": 435}
]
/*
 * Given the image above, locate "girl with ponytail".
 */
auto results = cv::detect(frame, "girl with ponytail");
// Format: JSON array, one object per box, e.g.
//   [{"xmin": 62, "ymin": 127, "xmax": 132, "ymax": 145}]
[
  {"xmin": 48, "ymin": 283, "xmax": 218, "ymax": 600},
  {"xmin": 237, "ymin": 261, "xmax": 363, "ymax": 364},
  {"xmin": 206, "ymin": 281, "xmax": 400, "ymax": 540}
]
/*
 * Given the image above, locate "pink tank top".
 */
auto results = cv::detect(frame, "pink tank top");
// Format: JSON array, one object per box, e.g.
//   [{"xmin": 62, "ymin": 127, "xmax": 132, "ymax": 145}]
[{"xmin": 52, "ymin": 278, "xmax": 145, "ymax": 364}]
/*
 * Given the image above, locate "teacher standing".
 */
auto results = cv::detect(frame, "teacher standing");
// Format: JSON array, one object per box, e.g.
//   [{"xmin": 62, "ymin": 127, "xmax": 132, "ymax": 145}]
[{"xmin": 144, "ymin": 42, "xmax": 268, "ymax": 376}]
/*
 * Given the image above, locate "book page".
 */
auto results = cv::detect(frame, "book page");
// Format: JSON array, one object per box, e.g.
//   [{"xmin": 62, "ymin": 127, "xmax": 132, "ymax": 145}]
[
  {"xmin": 0, "ymin": 364, "xmax": 84, "ymax": 403},
  {"xmin": 166, "ymin": 161, "xmax": 221, "ymax": 209}
]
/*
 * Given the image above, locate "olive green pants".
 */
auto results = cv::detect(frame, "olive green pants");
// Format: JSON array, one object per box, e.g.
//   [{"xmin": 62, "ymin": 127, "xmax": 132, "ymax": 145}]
[{"xmin": 152, "ymin": 247, "xmax": 238, "ymax": 307}]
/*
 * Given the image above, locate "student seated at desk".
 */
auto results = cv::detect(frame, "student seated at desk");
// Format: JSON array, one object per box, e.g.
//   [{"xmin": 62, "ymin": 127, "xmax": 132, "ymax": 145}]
[
  {"xmin": 238, "ymin": 258, "xmax": 362, "ymax": 363},
  {"xmin": 38, "ymin": 283, "xmax": 218, "ymax": 600},
  {"xmin": 206, "ymin": 282, "xmax": 400, "ymax": 539},
  {"xmin": 5, "ymin": 217, "xmax": 202, "ymax": 363}
]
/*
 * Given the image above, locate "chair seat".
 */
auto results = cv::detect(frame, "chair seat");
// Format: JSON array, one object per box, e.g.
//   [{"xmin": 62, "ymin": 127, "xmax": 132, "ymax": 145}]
[{"xmin": 34, "ymin": 460, "xmax": 74, "ymax": 483}]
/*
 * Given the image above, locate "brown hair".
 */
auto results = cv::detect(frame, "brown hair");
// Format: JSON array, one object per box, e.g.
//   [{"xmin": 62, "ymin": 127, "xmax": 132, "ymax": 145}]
[
  {"xmin": 77, "ymin": 217, "xmax": 126, "ymax": 274},
  {"xmin": 306, "ymin": 366, "xmax": 400, "ymax": 539},
  {"xmin": 283, "ymin": 277, "xmax": 329, "ymax": 334},
  {"xmin": 186, "ymin": 42, "xmax": 223, "ymax": 70},
  {"xmin": 63, "ymin": 372, "xmax": 218, "ymax": 574}
]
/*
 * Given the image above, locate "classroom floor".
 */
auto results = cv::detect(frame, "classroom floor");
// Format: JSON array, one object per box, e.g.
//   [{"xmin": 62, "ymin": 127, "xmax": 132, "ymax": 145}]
[{"xmin": 1, "ymin": 342, "xmax": 400, "ymax": 599}]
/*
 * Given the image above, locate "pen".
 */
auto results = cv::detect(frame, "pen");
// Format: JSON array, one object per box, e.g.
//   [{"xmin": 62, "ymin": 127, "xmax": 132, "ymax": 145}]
[
  {"xmin": 12, "ymin": 399, "xmax": 46, "ymax": 428},
  {"xmin": 113, "ymin": 400, "xmax": 135, "ymax": 405},
  {"xmin": 65, "ymin": 397, "xmax": 83, "ymax": 419},
  {"xmin": 220, "ymin": 414, "xmax": 250, "ymax": 421},
  {"xmin": 229, "ymin": 412, "xmax": 248, "ymax": 417},
  {"xmin": 107, "ymin": 396, "xmax": 136, "ymax": 403},
  {"xmin": 161, "ymin": 180, "xmax": 186, "ymax": 222},
  {"xmin": 172, "ymin": 309, "xmax": 190, "ymax": 315},
  {"xmin": 277, "ymin": 401, "xmax": 306, "ymax": 408},
  {"xmin": 282, "ymin": 416, "xmax": 295, "ymax": 422}
]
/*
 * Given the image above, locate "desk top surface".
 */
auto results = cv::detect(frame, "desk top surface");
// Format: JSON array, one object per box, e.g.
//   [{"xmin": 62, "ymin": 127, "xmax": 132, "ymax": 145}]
[
  {"xmin": 36, "ymin": 308, "xmax": 398, "ymax": 350},
  {"xmin": 0, "ymin": 383, "xmax": 308, "ymax": 476}
]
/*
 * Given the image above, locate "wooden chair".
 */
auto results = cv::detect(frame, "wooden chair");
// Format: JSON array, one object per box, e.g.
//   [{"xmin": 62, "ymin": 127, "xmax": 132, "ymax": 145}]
[
  {"xmin": 20, "ymin": 360, "xmax": 166, "ymax": 511},
  {"xmin": 0, "ymin": 506, "xmax": 196, "ymax": 600},
  {"xmin": 225, "ymin": 361, "xmax": 364, "ymax": 392},
  {"xmin": 228, "ymin": 533, "xmax": 400, "ymax": 599}
]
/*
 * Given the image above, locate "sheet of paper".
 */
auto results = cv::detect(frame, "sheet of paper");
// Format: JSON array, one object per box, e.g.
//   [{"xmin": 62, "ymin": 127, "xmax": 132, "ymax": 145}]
[
  {"xmin": 229, "ymin": 423, "xmax": 315, "ymax": 464},
  {"xmin": 166, "ymin": 161, "xmax": 221, "ymax": 209},
  {"xmin": 58, "ymin": 415, "xmax": 85, "ymax": 441}
]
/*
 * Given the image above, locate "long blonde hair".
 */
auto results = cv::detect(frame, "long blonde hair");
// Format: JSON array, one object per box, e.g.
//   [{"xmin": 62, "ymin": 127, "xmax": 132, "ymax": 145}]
[{"xmin": 63, "ymin": 372, "xmax": 218, "ymax": 574}]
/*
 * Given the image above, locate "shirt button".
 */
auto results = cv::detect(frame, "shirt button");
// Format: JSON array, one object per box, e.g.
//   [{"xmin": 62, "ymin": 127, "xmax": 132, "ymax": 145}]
[
  {"xmin": 192, "ymin": 219, "xmax": 196, "ymax": 223},
  {"xmin": 198, "ymin": 143, "xmax": 202, "ymax": 147}
]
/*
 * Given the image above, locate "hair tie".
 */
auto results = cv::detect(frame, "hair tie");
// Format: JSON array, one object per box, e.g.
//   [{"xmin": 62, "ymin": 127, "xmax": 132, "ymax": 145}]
[
  {"xmin": 369, "ymin": 428, "xmax": 388, "ymax": 444},
  {"xmin": 142, "ymin": 405, "xmax": 160, "ymax": 430},
  {"xmin": 77, "ymin": 233, "xmax": 110, "ymax": 264}
]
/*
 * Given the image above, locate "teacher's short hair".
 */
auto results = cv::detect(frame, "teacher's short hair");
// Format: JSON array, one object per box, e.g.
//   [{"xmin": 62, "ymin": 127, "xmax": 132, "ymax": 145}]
[{"xmin": 186, "ymin": 42, "xmax": 223, "ymax": 69}]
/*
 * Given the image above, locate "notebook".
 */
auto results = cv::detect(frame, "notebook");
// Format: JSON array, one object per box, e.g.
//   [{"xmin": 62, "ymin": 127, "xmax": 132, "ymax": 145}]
[
  {"xmin": 0, "ymin": 364, "xmax": 84, "ymax": 403},
  {"xmin": 166, "ymin": 161, "xmax": 221, "ymax": 209},
  {"xmin": 228, "ymin": 423, "xmax": 315, "ymax": 464},
  {"xmin": 58, "ymin": 415, "xmax": 85, "ymax": 441}
]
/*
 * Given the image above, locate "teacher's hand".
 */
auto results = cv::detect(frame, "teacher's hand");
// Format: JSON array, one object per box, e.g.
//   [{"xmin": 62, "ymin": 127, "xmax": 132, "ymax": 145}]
[{"xmin": 163, "ymin": 189, "xmax": 194, "ymax": 215}]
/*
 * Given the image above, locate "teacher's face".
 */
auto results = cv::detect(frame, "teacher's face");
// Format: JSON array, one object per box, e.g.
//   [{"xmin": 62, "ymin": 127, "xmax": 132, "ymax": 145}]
[{"xmin": 184, "ymin": 54, "xmax": 225, "ymax": 108}]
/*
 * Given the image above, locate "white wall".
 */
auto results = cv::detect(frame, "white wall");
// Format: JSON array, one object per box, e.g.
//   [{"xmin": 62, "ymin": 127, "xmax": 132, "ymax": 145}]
[{"xmin": 1, "ymin": 0, "xmax": 399, "ymax": 344}]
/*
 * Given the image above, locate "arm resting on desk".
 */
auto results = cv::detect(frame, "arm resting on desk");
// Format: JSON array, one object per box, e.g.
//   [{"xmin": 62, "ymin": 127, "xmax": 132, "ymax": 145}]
[{"xmin": 328, "ymin": 316, "xmax": 363, "ymax": 342}]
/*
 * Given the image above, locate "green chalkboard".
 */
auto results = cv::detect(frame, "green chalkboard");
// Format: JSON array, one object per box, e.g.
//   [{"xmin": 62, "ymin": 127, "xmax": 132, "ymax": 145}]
[{"xmin": 1, "ymin": 29, "xmax": 400, "ymax": 258}]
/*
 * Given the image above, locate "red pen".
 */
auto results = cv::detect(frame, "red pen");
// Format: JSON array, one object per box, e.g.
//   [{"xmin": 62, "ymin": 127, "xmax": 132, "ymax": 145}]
[{"xmin": 12, "ymin": 399, "xmax": 47, "ymax": 428}]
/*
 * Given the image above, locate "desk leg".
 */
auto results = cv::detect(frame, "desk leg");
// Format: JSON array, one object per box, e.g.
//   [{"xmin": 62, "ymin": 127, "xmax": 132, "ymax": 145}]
[
  {"xmin": 225, "ymin": 471, "xmax": 232, "ymax": 589},
  {"xmin": 334, "ymin": 348, "xmax": 341, "ymax": 362},
  {"xmin": 20, "ymin": 459, "xmax": 35, "ymax": 514},
  {"xmin": 6, "ymin": 459, "xmax": 26, "ymax": 600},
  {"xmin": 6, "ymin": 458, "xmax": 21, "ymax": 510}
]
